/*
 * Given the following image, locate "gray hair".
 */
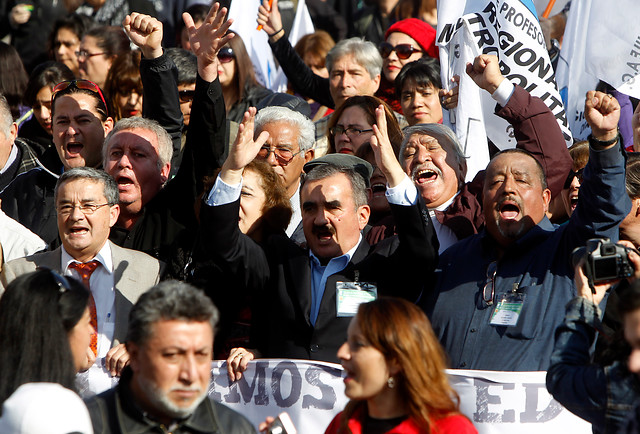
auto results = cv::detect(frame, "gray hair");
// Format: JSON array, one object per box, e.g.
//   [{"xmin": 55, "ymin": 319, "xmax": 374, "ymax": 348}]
[
  {"xmin": 255, "ymin": 106, "xmax": 315, "ymax": 152},
  {"xmin": 326, "ymin": 37, "xmax": 382, "ymax": 79},
  {"xmin": 54, "ymin": 167, "xmax": 119, "ymax": 205},
  {"xmin": 301, "ymin": 164, "xmax": 368, "ymax": 209},
  {"xmin": 126, "ymin": 281, "xmax": 219, "ymax": 347},
  {"xmin": 401, "ymin": 123, "xmax": 468, "ymax": 188},
  {"xmin": 0, "ymin": 94, "xmax": 12, "ymax": 137},
  {"xmin": 103, "ymin": 117, "xmax": 173, "ymax": 170}
]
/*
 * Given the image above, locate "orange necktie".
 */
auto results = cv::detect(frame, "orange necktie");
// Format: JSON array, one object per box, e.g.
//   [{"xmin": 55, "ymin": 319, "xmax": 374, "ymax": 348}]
[{"xmin": 69, "ymin": 261, "xmax": 100, "ymax": 356}]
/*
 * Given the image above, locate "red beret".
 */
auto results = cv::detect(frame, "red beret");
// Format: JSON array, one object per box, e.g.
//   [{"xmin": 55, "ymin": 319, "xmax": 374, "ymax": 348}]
[{"xmin": 385, "ymin": 18, "xmax": 439, "ymax": 59}]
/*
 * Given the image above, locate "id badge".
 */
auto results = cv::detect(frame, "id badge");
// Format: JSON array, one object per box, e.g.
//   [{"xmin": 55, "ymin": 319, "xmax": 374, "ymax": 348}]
[
  {"xmin": 336, "ymin": 281, "xmax": 377, "ymax": 317},
  {"xmin": 489, "ymin": 292, "xmax": 525, "ymax": 327}
]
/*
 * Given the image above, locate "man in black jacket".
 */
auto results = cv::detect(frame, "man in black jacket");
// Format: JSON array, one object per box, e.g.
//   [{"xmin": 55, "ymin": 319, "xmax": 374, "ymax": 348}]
[{"xmin": 85, "ymin": 281, "xmax": 256, "ymax": 434}]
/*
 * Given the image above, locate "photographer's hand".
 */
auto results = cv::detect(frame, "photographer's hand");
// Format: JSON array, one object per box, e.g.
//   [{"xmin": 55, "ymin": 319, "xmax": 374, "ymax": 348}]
[
  {"xmin": 574, "ymin": 261, "xmax": 612, "ymax": 306},
  {"xmin": 619, "ymin": 240, "xmax": 640, "ymax": 282}
]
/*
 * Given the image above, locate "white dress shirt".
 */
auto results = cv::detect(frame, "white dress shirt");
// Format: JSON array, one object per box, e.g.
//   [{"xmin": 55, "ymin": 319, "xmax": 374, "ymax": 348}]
[{"xmin": 62, "ymin": 242, "xmax": 117, "ymax": 396}]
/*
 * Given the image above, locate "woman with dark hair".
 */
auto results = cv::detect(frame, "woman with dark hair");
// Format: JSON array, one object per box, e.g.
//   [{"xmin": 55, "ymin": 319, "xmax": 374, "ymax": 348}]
[
  {"xmin": 104, "ymin": 50, "xmax": 143, "ymax": 121},
  {"xmin": 395, "ymin": 57, "xmax": 443, "ymax": 126},
  {"xmin": 78, "ymin": 26, "xmax": 131, "ymax": 88},
  {"xmin": 0, "ymin": 269, "xmax": 93, "ymax": 406},
  {"xmin": 0, "ymin": 42, "xmax": 29, "ymax": 122},
  {"xmin": 219, "ymin": 32, "xmax": 272, "ymax": 123},
  {"xmin": 327, "ymin": 95, "xmax": 402, "ymax": 156},
  {"xmin": 49, "ymin": 13, "xmax": 95, "ymax": 78},
  {"xmin": 20, "ymin": 61, "xmax": 75, "ymax": 152},
  {"xmin": 392, "ymin": 0, "xmax": 438, "ymax": 27},
  {"xmin": 328, "ymin": 297, "xmax": 476, "ymax": 433}
]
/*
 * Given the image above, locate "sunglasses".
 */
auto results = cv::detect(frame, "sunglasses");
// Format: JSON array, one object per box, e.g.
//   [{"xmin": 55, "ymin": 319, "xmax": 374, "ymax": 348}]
[
  {"xmin": 179, "ymin": 89, "xmax": 195, "ymax": 103},
  {"xmin": 378, "ymin": 42, "xmax": 422, "ymax": 60},
  {"xmin": 257, "ymin": 146, "xmax": 303, "ymax": 165},
  {"xmin": 217, "ymin": 47, "xmax": 235, "ymax": 63},
  {"xmin": 563, "ymin": 168, "xmax": 584, "ymax": 189},
  {"xmin": 52, "ymin": 79, "xmax": 108, "ymax": 116}
]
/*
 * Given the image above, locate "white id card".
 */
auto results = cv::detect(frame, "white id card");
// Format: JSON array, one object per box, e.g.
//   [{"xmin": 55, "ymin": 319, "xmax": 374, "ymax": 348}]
[
  {"xmin": 336, "ymin": 282, "xmax": 377, "ymax": 317},
  {"xmin": 489, "ymin": 292, "xmax": 526, "ymax": 327}
]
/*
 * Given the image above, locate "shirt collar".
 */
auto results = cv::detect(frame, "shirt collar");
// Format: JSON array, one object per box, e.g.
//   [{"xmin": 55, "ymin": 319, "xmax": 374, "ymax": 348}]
[
  {"xmin": 309, "ymin": 234, "xmax": 363, "ymax": 268},
  {"xmin": 61, "ymin": 241, "xmax": 113, "ymax": 274},
  {"xmin": 429, "ymin": 191, "xmax": 459, "ymax": 215}
]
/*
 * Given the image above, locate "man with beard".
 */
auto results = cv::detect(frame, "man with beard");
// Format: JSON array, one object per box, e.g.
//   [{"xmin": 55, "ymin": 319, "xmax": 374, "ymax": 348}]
[
  {"xmin": 420, "ymin": 90, "xmax": 630, "ymax": 371},
  {"xmin": 399, "ymin": 54, "xmax": 572, "ymax": 252},
  {"xmin": 85, "ymin": 281, "xmax": 256, "ymax": 433}
]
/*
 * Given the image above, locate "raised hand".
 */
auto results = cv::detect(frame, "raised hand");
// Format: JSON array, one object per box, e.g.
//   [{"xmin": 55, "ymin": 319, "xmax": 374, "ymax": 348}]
[
  {"xmin": 370, "ymin": 105, "xmax": 405, "ymax": 188},
  {"xmin": 257, "ymin": 0, "xmax": 283, "ymax": 39},
  {"xmin": 226, "ymin": 347, "xmax": 255, "ymax": 381},
  {"xmin": 585, "ymin": 90, "xmax": 620, "ymax": 142},
  {"xmin": 183, "ymin": 2, "xmax": 235, "ymax": 81},
  {"xmin": 466, "ymin": 54, "xmax": 505, "ymax": 95},
  {"xmin": 123, "ymin": 13, "xmax": 163, "ymax": 59},
  {"xmin": 220, "ymin": 107, "xmax": 270, "ymax": 185}
]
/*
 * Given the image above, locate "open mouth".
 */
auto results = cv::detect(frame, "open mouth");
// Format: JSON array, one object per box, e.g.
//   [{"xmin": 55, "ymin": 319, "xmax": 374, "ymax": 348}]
[
  {"xmin": 414, "ymin": 169, "xmax": 438, "ymax": 184},
  {"xmin": 66, "ymin": 143, "xmax": 83, "ymax": 155},
  {"xmin": 116, "ymin": 176, "xmax": 134, "ymax": 190},
  {"xmin": 499, "ymin": 203, "xmax": 520, "ymax": 220},
  {"xmin": 313, "ymin": 226, "xmax": 335, "ymax": 242},
  {"xmin": 69, "ymin": 226, "xmax": 88, "ymax": 235},
  {"xmin": 371, "ymin": 182, "xmax": 387, "ymax": 195}
]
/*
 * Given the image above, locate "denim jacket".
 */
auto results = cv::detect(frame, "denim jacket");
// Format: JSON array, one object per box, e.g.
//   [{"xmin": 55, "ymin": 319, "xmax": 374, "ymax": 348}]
[{"xmin": 546, "ymin": 297, "xmax": 640, "ymax": 433}]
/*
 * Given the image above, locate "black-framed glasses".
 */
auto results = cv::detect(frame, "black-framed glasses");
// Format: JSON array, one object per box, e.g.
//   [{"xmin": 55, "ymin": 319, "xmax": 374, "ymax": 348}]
[
  {"xmin": 257, "ymin": 146, "xmax": 303, "ymax": 165},
  {"xmin": 52, "ymin": 79, "xmax": 108, "ymax": 116},
  {"xmin": 56, "ymin": 203, "xmax": 112, "ymax": 216},
  {"xmin": 217, "ymin": 47, "xmax": 235, "ymax": 63},
  {"xmin": 179, "ymin": 89, "xmax": 195, "ymax": 102},
  {"xmin": 378, "ymin": 42, "xmax": 422, "ymax": 60},
  {"xmin": 483, "ymin": 261, "xmax": 497, "ymax": 306},
  {"xmin": 563, "ymin": 168, "xmax": 584, "ymax": 189},
  {"xmin": 329, "ymin": 125, "xmax": 374, "ymax": 138}
]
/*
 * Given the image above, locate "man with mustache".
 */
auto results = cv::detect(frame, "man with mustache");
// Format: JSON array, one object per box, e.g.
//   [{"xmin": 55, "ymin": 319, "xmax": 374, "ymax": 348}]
[
  {"xmin": 400, "ymin": 54, "xmax": 573, "ymax": 252},
  {"xmin": 85, "ymin": 281, "xmax": 256, "ymax": 433},
  {"xmin": 200, "ymin": 106, "xmax": 437, "ymax": 379},
  {"xmin": 420, "ymin": 90, "xmax": 630, "ymax": 371}
]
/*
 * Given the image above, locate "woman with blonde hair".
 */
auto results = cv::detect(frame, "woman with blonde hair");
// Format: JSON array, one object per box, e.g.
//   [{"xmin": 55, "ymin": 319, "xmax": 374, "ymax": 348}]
[{"xmin": 328, "ymin": 297, "xmax": 476, "ymax": 433}]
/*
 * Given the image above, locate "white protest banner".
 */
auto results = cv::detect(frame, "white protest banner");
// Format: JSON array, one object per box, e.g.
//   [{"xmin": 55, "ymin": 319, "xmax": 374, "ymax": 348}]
[
  {"xmin": 209, "ymin": 360, "xmax": 591, "ymax": 433},
  {"xmin": 554, "ymin": 0, "xmax": 598, "ymax": 141},
  {"xmin": 437, "ymin": 0, "xmax": 572, "ymax": 153},
  {"xmin": 228, "ymin": 0, "xmax": 313, "ymax": 92},
  {"xmin": 440, "ymin": 18, "xmax": 490, "ymax": 182},
  {"xmin": 585, "ymin": 0, "xmax": 640, "ymax": 100}
]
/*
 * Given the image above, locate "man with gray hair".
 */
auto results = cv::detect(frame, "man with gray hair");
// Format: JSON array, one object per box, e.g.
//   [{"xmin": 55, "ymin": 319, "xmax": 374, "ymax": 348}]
[
  {"xmin": 0, "ymin": 94, "xmax": 40, "ymax": 192},
  {"xmin": 2, "ymin": 167, "xmax": 162, "ymax": 395},
  {"xmin": 202, "ymin": 108, "xmax": 437, "ymax": 378},
  {"xmin": 400, "ymin": 54, "xmax": 572, "ymax": 252},
  {"xmin": 85, "ymin": 281, "xmax": 256, "ymax": 433},
  {"xmin": 253, "ymin": 105, "xmax": 315, "ymax": 239}
]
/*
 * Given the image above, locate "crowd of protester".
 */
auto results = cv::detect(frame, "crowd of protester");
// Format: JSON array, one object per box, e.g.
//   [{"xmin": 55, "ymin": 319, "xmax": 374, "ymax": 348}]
[{"xmin": 0, "ymin": 0, "xmax": 640, "ymax": 432}]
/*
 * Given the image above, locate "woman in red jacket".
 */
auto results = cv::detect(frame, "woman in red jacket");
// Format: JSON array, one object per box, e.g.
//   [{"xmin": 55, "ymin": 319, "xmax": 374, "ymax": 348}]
[{"xmin": 325, "ymin": 297, "xmax": 477, "ymax": 434}]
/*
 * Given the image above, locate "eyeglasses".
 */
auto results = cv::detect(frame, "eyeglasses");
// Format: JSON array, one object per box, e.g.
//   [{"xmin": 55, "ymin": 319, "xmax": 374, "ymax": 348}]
[
  {"xmin": 57, "ymin": 203, "xmax": 112, "ymax": 216},
  {"xmin": 257, "ymin": 146, "xmax": 303, "ymax": 165},
  {"xmin": 483, "ymin": 261, "xmax": 497, "ymax": 306},
  {"xmin": 217, "ymin": 47, "xmax": 235, "ymax": 63},
  {"xmin": 75, "ymin": 50, "xmax": 106, "ymax": 60},
  {"xmin": 378, "ymin": 42, "xmax": 422, "ymax": 60},
  {"xmin": 179, "ymin": 89, "xmax": 195, "ymax": 103},
  {"xmin": 329, "ymin": 125, "xmax": 374, "ymax": 138},
  {"xmin": 52, "ymin": 79, "xmax": 108, "ymax": 116},
  {"xmin": 563, "ymin": 168, "xmax": 584, "ymax": 189}
]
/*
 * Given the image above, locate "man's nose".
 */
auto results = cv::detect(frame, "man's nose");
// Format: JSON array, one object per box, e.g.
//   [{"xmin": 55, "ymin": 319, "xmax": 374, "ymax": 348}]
[
  {"xmin": 179, "ymin": 354, "xmax": 198, "ymax": 383},
  {"xmin": 118, "ymin": 153, "xmax": 132, "ymax": 168}
]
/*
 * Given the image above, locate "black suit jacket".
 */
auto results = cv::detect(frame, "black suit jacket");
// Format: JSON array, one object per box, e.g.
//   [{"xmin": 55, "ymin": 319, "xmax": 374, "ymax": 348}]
[{"xmin": 201, "ymin": 195, "xmax": 438, "ymax": 363}]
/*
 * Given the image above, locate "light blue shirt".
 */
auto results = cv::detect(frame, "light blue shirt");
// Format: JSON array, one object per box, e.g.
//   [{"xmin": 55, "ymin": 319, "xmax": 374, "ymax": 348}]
[{"xmin": 206, "ymin": 172, "xmax": 419, "ymax": 327}]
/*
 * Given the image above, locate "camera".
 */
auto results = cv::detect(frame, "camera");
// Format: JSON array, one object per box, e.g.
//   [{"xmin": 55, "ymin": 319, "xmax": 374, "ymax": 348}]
[{"xmin": 571, "ymin": 238, "xmax": 635, "ymax": 284}]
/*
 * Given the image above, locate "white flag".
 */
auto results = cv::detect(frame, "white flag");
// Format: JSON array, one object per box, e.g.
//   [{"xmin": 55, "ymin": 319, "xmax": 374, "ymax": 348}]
[
  {"xmin": 437, "ymin": 0, "xmax": 572, "ymax": 153},
  {"xmin": 228, "ymin": 0, "xmax": 314, "ymax": 92}
]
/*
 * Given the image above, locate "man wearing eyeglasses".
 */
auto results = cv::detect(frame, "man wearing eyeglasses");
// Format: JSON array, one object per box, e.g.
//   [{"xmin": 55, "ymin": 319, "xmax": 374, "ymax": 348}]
[
  {"xmin": 420, "ymin": 91, "xmax": 630, "ymax": 372},
  {"xmin": 1, "ymin": 167, "xmax": 162, "ymax": 396},
  {"xmin": 253, "ymin": 106, "xmax": 315, "ymax": 240}
]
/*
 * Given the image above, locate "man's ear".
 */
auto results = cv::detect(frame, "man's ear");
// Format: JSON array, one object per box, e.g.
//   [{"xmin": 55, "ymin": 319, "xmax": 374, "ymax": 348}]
[
  {"xmin": 304, "ymin": 149, "xmax": 315, "ymax": 163},
  {"xmin": 542, "ymin": 188, "xmax": 552, "ymax": 213},
  {"xmin": 160, "ymin": 162, "xmax": 171, "ymax": 184},
  {"xmin": 357, "ymin": 204, "xmax": 370, "ymax": 230},
  {"xmin": 127, "ymin": 342, "xmax": 139, "ymax": 372}
]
